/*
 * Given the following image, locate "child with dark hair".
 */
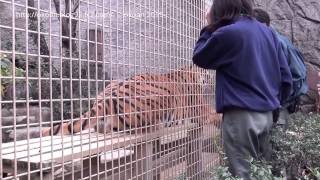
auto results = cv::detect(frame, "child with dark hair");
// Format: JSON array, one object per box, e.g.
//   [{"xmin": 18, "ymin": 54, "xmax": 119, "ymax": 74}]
[
  {"xmin": 193, "ymin": 0, "xmax": 293, "ymax": 179},
  {"xmin": 253, "ymin": 8, "xmax": 271, "ymax": 26},
  {"xmin": 253, "ymin": 8, "xmax": 308, "ymax": 130}
]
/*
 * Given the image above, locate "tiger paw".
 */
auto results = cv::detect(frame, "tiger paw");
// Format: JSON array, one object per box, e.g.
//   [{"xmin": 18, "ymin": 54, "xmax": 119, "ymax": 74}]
[{"xmin": 42, "ymin": 127, "xmax": 52, "ymax": 136}]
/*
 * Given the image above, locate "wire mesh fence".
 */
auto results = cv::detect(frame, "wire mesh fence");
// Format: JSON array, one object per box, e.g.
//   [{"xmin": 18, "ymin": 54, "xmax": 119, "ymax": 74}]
[{"xmin": 0, "ymin": 0, "xmax": 221, "ymax": 179}]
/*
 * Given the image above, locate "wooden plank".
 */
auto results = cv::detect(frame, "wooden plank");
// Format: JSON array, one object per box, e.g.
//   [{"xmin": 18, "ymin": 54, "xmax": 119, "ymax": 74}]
[
  {"xmin": 1, "ymin": 131, "xmax": 133, "ymax": 158},
  {"xmin": 202, "ymin": 124, "xmax": 221, "ymax": 153},
  {"xmin": 153, "ymin": 146, "xmax": 187, "ymax": 170},
  {"xmin": 2, "ymin": 134, "xmax": 137, "ymax": 164},
  {"xmin": 1, "ymin": 129, "xmax": 95, "ymax": 149},
  {"xmin": 132, "ymin": 142, "xmax": 154, "ymax": 180},
  {"xmin": 159, "ymin": 129, "xmax": 188, "ymax": 145},
  {"xmin": 160, "ymin": 162, "xmax": 187, "ymax": 180},
  {"xmin": 2, "ymin": 134, "xmax": 107, "ymax": 160},
  {"xmin": 144, "ymin": 142, "xmax": 153, "ymax": 180},
  {"xmin": 186, "ymin": 126, "xmax": 203, "ymax": 180},
  {"xmin": 2, "ymin": 124, "xmax": 197, "ymax": 171},
  {"xmin": 60, "ymin": 156, "xmax": 134, "ymax": 180},
  {"xmin": 100, "ymin": 148, "xmax": 134, "ymax": 163}
]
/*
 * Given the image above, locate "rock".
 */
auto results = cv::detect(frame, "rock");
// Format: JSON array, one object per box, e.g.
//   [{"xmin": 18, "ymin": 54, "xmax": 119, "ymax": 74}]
[
  {"xmin": 254, "ymin": 0, "xmax": 266, "ymax": 8},
  {"xmin": 294, "ymin": 41, "xmax": 320, "ymax": 62},
  {"xmin": 292, "ymin": 16, "xmax": 320, "ymax": 42},
  {"xmin": 265, "ymin": 0, "xmax": 294, "ymax": 20},
  {"xmin": 292, "ymin": 0, "xmax": 320, "ymax": 22},
  {"xmin": 271, "ymin": 20, "xmax": 293, "ymax": 40},
  {"xmin": 255, "ymin": 0, "xmax": 320, "ymax": 112},
  {"xmin": 305, "ymin": 62, "xmax": 320, "ymax": 92}
]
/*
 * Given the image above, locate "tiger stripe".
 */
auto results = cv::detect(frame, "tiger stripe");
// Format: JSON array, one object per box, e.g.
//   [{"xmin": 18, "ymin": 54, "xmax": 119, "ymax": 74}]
[{"xmin": 42, "ymin": 65, "xmax": 218, "ymax": 136}]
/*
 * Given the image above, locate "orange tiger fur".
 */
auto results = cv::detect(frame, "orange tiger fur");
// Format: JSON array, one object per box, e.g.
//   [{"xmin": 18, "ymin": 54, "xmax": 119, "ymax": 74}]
[{"xmin": 42, "ymin": 65, "xmax": 218, "ymax": 136}]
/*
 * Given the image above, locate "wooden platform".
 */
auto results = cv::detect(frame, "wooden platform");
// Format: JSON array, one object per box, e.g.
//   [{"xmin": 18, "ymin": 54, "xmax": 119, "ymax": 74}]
[{"xmin": 2, "ymin": 123, "xmax": 210, "ymax": 180}]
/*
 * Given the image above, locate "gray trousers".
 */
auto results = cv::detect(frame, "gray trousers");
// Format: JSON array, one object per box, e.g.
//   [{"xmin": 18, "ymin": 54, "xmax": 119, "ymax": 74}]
[{"xmin": 222, "ymin": 108, "xmax": 273, "ymax": 180}]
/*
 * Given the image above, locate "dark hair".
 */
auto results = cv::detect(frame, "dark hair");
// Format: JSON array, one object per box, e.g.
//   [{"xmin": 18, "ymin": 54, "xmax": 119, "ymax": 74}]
[
  {"xmin": 208, "ymin": 0, "xmax": 253, "ymax": 32},
  {"xmin": 253, "ymin": 8, "xmax": 271, "ymax": 26}
]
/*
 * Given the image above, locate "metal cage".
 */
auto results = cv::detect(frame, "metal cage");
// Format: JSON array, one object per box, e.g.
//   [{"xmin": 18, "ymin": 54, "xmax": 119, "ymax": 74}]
[{"xmin": 0, "ymin": 0, "xmax": 221, "ymax": 179}]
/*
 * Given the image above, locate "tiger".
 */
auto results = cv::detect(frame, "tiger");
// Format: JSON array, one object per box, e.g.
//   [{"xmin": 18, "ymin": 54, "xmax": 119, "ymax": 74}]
[{"xmin": 42, "ymin": 65, "xmax": 220, "ymax": 136}]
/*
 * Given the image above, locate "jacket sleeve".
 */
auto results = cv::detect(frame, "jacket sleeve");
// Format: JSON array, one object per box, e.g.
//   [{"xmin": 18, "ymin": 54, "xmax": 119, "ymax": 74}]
[
  {"xmin": 192, "ymin": 27, "xmax": 239, "ymax": 70},
  {"xmin": 277, "ymin": 39, "xmax": 293, "ymax": 105}
]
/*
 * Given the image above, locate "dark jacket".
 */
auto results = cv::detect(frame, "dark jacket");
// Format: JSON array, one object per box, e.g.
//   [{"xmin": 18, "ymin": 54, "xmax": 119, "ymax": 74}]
[{"xmin": 193, "ymin": 17, "xmax": 292, "ymax": 113}]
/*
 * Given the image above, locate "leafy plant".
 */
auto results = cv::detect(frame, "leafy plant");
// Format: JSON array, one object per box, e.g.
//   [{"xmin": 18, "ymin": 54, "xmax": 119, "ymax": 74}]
[
  {"xmin": 206, "ymin": 112, "xmax": 320, "ymax": 180},
  {"xmin": 174, "ymin": 173, "xmax": 187, "ymax": 180},
  {"xmin": 249, "ymin": 159, "xmax": 283, "ymax": 180},
  {"xmin": 271, "ymin": 113, "xmax": 320, "ymax": 179},
  {"xmin": 209, "ymin": 158, "xmax": 283, "ymax": 180},
  {"xmin": 0, "ymin": 53, "xmax": 26, "ymax": 96},
  {"xmin": 308, "ymin": 168, "xmax": 320, "ymax": 179},
  {"xmin": 210, "ymin": 164, "xmax": 242, "ymax": 180}
]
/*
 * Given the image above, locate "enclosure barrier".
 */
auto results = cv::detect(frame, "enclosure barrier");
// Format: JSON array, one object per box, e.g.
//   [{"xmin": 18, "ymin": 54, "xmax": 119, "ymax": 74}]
[{"xmin": 0, "ymin": 0, "xmax": 220, "ymax": 179}]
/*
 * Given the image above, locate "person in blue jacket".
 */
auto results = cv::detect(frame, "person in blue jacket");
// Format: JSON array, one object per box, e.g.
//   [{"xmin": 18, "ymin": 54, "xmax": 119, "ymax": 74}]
[
  {"xmin": 253, "ymin": 8, "xmax": 308, "ymax": 131},
  {"xmin": 192, "ymin": 0, "xmax": 292, "ymax": 179}
]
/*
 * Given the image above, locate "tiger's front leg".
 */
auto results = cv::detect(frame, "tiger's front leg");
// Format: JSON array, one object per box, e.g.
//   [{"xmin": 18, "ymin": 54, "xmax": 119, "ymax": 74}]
[
  {"xmin": 42, "ymin": 126, "xmax": 54, "ymax": 136},
  {"xmin": 95, "ymin": 117, "xmax": 113, "ymax": 134},
  {"xmin": 41, "ymin": 123, "xmax": 74, "ymax": 136},
  {"xmin": 41, "ymin": 114, "xmax": 99, "ymax": 136}
]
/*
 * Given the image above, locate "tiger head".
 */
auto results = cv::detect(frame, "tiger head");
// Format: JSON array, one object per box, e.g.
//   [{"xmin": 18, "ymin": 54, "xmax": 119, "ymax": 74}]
[
  {"xmin": 177, "ymin": 64, "xmax": 214, "ymax": 85},
  {"xmin": 175, "ymin": 64, "xmax": 215, "ymax": 105}
]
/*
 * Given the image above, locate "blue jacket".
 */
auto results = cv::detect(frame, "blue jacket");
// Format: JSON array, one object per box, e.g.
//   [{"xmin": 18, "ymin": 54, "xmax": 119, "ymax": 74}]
[
  {"xmin": 274, "ymin": 30, "xmax": 308, "ymax": 106},
  {"xmin": 193, "ymin": 17, "xmax": 293, "ymax": 113}
]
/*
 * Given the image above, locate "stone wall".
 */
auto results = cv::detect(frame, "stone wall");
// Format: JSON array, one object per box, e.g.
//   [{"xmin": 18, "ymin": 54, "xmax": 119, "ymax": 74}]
[
  {"xmin": 0, "ymin": 0, "xmax": 207, "ymax": 120},
  {"xmin": 0, "ymin": 0, "xmax": 205, "ymax": 77},
  {"xmin": 255, "ymin": 0, "xmax": 320, "ymax": 112},
  {"xmin": 0, "ymin": 0, "xmax": 209, "ymax": 142},
  {"xmin": 104, "ymin": 0, "xmax": 204, "ymax": 79}
]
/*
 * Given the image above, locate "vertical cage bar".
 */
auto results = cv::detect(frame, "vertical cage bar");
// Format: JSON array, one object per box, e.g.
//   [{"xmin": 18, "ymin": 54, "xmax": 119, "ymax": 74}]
[
  {"xmin": 37, "ymin": 0, "xmax": 43, "ymax": 178},
  {"xmin": 101, "ymin": 0, "xmax": 107, "ymax": 179},
  {"xmin": 0, "ymin": 45, "xmax": 2, "ymax": 179},
  {"xmin": 94, "ymin": 0, "xmax": 99, "ymax": 178},
  {"xmin": 60, "ymin": 0, "xmax": 66, "ymax": 178},
  {"xmin": 25, "ymin": 0, "xmax": 31, "ymax": 179},
  {"xmin": 84, "ymin": 1, "xmax": 90, "ymax": 179},
  {"xmin": 11, "ymin": 0, "xmax": 17, "ymax": 178},
  {"xmin": 0, "ymin": 14, "xmax": 2, "ymax": 176},
  {"xmin": 0, "ymin": 0, "xmax": 219, "ymax": 179},
  {"xmin": 49, "ymin": 0, "xmax": 55, "ymax": 178},
  {"xmin": 80, "ymin": 1, "xmax": 85, "ymax": 179}
]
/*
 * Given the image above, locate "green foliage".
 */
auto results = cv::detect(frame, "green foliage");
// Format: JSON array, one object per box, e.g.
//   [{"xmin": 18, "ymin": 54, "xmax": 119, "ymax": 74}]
[
  {"xmin": 207, "ymin": 112, "xmax": 320, "ymax": 180},
  {"xmin": 174, "ymin": 173, "xmax": 187, "ymax": 180},
  {"xmin": 210, "ymin": 158, "xmax": 283, "ymax": 180},
  {"xmin": 210, "ymin": 164, "xmax": 242, "ymax": 180},
  {"xmin": 271, "ymin": 113, "xmax": 320, "ymax": 179},
  {"xmin": 0, "ymin": 53, "xmax": 26, "ymax": 96},
  {"xmin": 249, "ymin": 159, "xmax": 283, "ymax": 180},
  {"xmin": 309, "ymin": 168, "xmax": 320, "ymax": 179}
]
